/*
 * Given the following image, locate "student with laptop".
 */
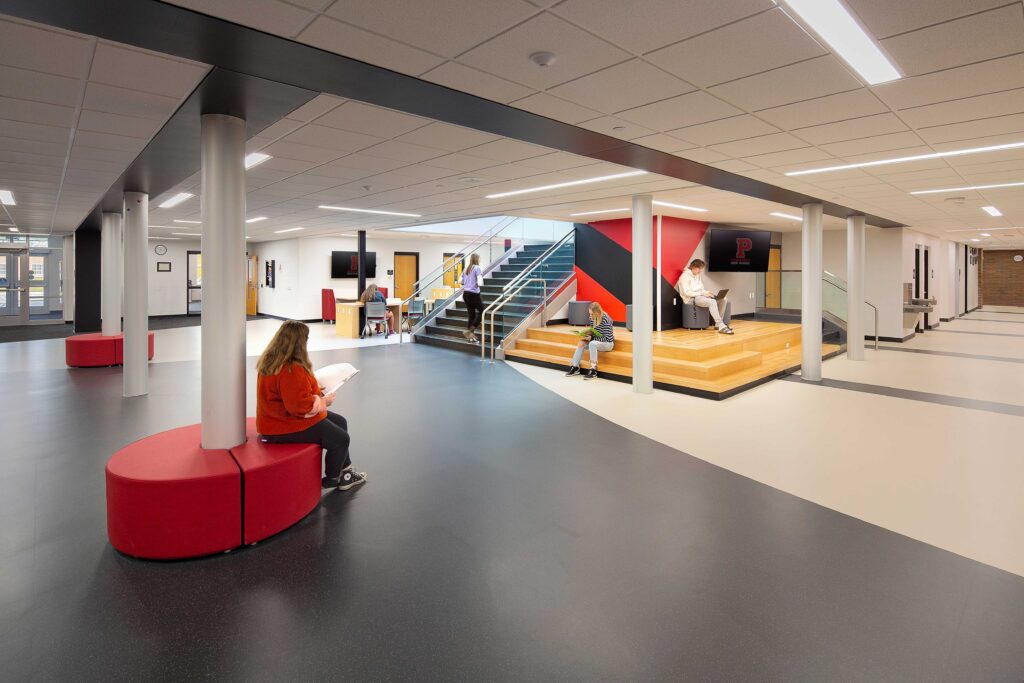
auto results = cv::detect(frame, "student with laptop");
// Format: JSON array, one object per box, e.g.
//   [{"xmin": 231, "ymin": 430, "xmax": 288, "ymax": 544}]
[{"xmin": 676, "ymin": 259, "xmax": 734, "ymax": 335}]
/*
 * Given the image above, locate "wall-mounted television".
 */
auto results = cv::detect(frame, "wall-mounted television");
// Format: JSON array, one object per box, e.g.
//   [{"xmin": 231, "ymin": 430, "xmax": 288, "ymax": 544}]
[
  {"xmin": 707, "ymin": 229, "xmax": 771, "ymax": 272},
  {"xmin": 331, "ymin": 251, "xmax": 376, "ymax": 278}
]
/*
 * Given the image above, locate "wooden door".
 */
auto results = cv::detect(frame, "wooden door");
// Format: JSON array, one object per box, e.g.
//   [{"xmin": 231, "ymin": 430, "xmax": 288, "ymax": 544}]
[
  {"xmin": 394, "ymin": 253, "xmax": 418, "ymax": 301},
  {"xmin": 442, "ymin": 253, "xmax": 464, "ymax": 288},
  {"xmin": 765, "ymin": 245, "xmax": 781, "ymax": 308},
  {"xmin": 246, "ymin": 254, "xmax": 258, "ymax": 316}
]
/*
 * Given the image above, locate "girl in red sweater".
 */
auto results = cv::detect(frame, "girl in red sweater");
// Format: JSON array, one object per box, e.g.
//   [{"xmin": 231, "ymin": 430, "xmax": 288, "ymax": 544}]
[{"xmin": 256, "ymin": 320, "xmax": 366, "ymax": 491}]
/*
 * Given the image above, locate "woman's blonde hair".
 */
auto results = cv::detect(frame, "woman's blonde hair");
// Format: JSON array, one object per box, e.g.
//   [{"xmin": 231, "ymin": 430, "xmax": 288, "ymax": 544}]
[
  {"xmin": 468, "ymin": 253, "xmax": 480, "ymax": 268},
  {"xmin": 589, "ymin": 301, "xmax": 604, "ymax": 324},
  {"xmin": 256, "ymin": 320, "xmax": 313, "ymax": 376},
  {"xmin": 358, "ymin": 283, "xmax": 378, "ymax": 303}
]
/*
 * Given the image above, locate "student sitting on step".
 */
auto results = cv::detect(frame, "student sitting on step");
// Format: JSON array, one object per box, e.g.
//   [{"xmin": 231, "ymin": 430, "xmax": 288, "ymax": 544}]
[{"xmin": 566, "ymin": 302, "xmax": 615, "ymax": 380}]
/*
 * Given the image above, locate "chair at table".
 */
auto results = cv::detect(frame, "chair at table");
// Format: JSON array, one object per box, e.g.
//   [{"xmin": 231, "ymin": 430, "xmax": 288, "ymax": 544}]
[
  {"xmin": 362, "ymin": 301, "xmax": 389, "ymax": 339},
  {"xmin": 321, "ymin": 288, "xmax": 336, "ymax": 324},
  {"xmin": 402, "ymin": 299, "xmax": 425, "ymax": 332}
]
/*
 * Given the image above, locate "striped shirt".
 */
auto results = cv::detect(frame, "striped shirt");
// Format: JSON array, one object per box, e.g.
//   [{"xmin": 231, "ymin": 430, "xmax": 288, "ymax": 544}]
[{"xmin": 592, "ymin": 314, "xmax": 614, "ymax": 344}]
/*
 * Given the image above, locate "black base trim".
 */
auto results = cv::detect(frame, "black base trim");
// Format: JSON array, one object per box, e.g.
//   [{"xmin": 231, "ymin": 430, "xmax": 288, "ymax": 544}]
[
  {"xmin": 872, "ymin": 333, "xmax": 915, "ymax": 343},
  {"xmin": 940, "ymin": 317, "xmax": 953, "ymax": 322},
  {"xmin": 545, "ymin": 317, "xmax": 568, "ymax": 326}
]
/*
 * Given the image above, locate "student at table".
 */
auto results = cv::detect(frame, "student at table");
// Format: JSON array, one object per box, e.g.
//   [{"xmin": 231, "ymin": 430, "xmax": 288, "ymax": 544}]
[{"xmin": 359, "ymin": 283, "xmax": 394, "ymax": 334}]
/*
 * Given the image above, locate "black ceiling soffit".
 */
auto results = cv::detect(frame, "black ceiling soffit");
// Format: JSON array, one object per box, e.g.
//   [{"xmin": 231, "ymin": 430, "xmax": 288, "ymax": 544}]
[{"xmin": 0, "ymin": 0, "xmax": 904, "ymax": 229}]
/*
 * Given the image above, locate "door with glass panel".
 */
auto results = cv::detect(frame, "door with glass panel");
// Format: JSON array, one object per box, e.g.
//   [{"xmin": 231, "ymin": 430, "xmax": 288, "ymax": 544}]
[
  {"xmin": 187, "ymin": 250, "xmax": 202, "ymax": 315},
  {"xmin": 0, "ymin": 249, "xmax": 29, "ymax": 325}
]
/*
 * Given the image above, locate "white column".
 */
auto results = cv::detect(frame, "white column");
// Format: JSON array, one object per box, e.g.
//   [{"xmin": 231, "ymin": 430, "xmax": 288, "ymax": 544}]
[
  {"xmin": 123, "ymin": 193, "xmax": 149, "ymax": 397},
  {"xmin": 631, "ymin": 194, "xmax": 654, "ymax": 394},
  {"xmin": 201, "ymin": 113, "xmax": 247, "ymax": 449},
  {"xmin": 62, "ymin": 234, "xmax": 75, "ymax": 323},
  {"xmin": 801, "ymin": 202, "xmax": 823, "ymax": 381},
  {"xmin": 846, "ymin": 214, "xmax": 866, "ymax": 360},
  {"xmin": 100, "ymin": 212, "xmax": 122, "ymax": 336}
]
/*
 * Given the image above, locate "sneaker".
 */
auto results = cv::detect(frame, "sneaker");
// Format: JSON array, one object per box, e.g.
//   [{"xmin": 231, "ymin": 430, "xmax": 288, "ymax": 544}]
[
  {"xmin": 583, "ymin": 368, "xmax": 598, "ymax": 380},
  {"xmin": 338, "ymin": 470, "xmax": 367, "ymax": 491},
  {"xmin": 462, "ymin": 330, "xmax": 474, "ymax": 341},
  {"xmin": 718, "ymin": 326, "xmax": 734, "ymax": 335},
  {"xmin": 565, "ymin": 366, "xmax": 581, "ymax": 377}
]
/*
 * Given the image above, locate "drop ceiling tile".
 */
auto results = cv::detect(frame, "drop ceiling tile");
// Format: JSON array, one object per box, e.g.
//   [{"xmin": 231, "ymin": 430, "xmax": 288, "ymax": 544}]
[
  {"xmin": 0, "ymin": 65, "xmax": 81, "ymax": 107},
  {"xmin": 73, "ymin": 129, "xmax": 147, "ymax": 154},
  {"xmin": 821, "ymin": 131, "xmax": 925, "ymax": 157},
  {"xmin": 77, "ymin": 110, "xmax": 160, "ymax": 139},
  {"xmin": 165, "ymin": 0, "xmax": 315, "ymax": 38},
  {"xmin": 879, "ymin": 5, "xmax": 1024, "ymax": 78},
  {"xmin": 899, "ymin": 89, "xmax": 1024, "ymax": 129},
  {"xmin": 646, "ymin": 8, "xmax": 826, "ymax": 88},
  {"xmin": 677, "ymin": 148, "xmax": 730, "ymax": 164},
  {"xmin": 323, "ymin": 0, "xmax": 537, "ymax": 58},
  {"xmin": 0, "ymin": 97, "xmax": 74, "ymax": 129},
  {"xmin": 551, "ymin": 0, "xmax": 773, "ymax": 54},
  {"xmin": 325, "ymin": 153, "xmax": 409, "ymax": 173},
  {"xmin": 756, "ymin": 90, "xmax": 889, "ymax": 129},
  {"xmin": 284, "ymin": 95, "xmax": 347, "ymax": 122},
  {"xmin": 510, "ymin": 93, "xmax": 601, "ymax": 124},
  {"xmin": 793, "ymin": 113, "xmax": 908, "ymax": 145},
  {"xmin": 710, "ymin": 159, "xmax": 758, "ymax": 173},
  {"xmin": 576, "ymin": 116, "xmax": 655, "ymax": 140},
  {"xmin": 89, "ymin": 42, "xmax": 208, "ymax": 98},
  {"xmin": 743, "ymin": 147, "xmax": 835, "ymax": 169},
  {"xmin": 81, "ymin": 82, "xmax": 179, "ymax": 121},
  {"xmin": 283, "ymin": 124, "xmax": 384, "ymax": 152},
  {"xmin": 513, "ymin": 152, "xmax": 602, "ymax": 172},
  {"xmin": 314, "ymin": 101, "xmax": 428, "ymax": 138},
  {"xmin": 461, "ymin": 138, "xmax": 551, "ymax": 162},
  {"xmin": 710, "ymin": 56, "xmax": 861, "ymax": 111},
  {"xmin": 420, "ymin": 62, "xmax": 533, "ymax": 103},
  {"xmin": 874, "ymin": 53, "xmax": 1024, "ymax": 112},
  {"xmin": 359, "ymin": 140, "xmax": 447, "ymax": 163},
  {"xmin": 0, "ymin": 136, "xmax": 68, "ymax": 158},
  {"xmin": 297, "ymin": 15, "xmax": 445, "ymax": 76},
  {"xmin": 618, "ymin": 91, "xmax": 741, "ymax": 131},
  {"xmin": 629, "ymin": 133, "xmax": 695, "ymax": 154},
  {"xmin": 709, "ymin": 132, "xmax": 807, "ymax": 157},
  {"xmin": 547, "ymin": 59, "xmax": 694, "ymax": 114},
  {"xmin": 458, "ymin": 13, "xmax": 630, "ymax": 90},
  {"xmin": 846, "ymin": 0, "xmax": 1009, "ymax": 38},
  {"xmin": 394, "ymin": 122, "xmax": 502, "ymax": 151},
  {"xmin": 671, "ymin": 115, "xmax": 779, "ymax": 146},
  {"xmin": 0, "ymin": 19, "xmax": 91, "ymax": 78},
  {"xmin": 264, "ymin": 140, "xmax": 347, "ymax": 164},
  {"xmin": 916, "ymin": 113, "xmax": 1024, "ymax": 145}
]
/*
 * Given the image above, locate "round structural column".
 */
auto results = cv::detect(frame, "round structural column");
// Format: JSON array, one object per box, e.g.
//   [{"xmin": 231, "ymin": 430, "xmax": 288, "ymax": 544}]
[
  {"xmin": 123, "ymin": 192, "xmax": 149, "ymax": 397},
  {"xmin": 200, "ymin": 114, "xmax": 247, "ymax": 449},
  {"xmin": 631, "ymin": 194, "xmax": 654, "ymax": 394},
  {"xmin": 63, "ymin": 233, "xmax": 75, "ymax": 323},
  {"xmin": 801, "ymin": 202, "xmax": 823, "ymax": 382},
  {"xmin": 846, "ymin": 214, "xmax": 866, "ymax": 361},
  {"xmin": 100, "ymin": 211, "xmax": 122, "ymax": 337}
]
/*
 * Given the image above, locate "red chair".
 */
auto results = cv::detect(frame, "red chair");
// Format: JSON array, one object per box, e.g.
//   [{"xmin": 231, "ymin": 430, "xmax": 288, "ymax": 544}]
[{"xmin": 321, "ymin": 288, "xmax": 336, "ymax": 324}]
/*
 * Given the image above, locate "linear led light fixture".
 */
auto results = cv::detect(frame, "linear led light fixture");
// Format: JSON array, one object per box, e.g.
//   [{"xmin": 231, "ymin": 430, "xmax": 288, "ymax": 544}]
[
  {"xmin": 172, "ymin": 232, "xmax": 200, "ymax": 236},
  {"xmin": 173, "ymin": 219, "xmax": 201, "ymax": 224},
  {"xmin": 970, "ymin": 238, "xmax": 981, "ymax": 242},
  {"xmin": 486, "ymin": 170, "xmax": 648, "ymax": 199},
  {"xmin": 946, "ymin": 227, "xmax": 1020, "ymax": 232},
  {"xmin": 245, "ymin": 152, "xmax": 271, "ymax": 169},
  {"xmin": 8, "ymin": 227, "xmax": 19, "ymax": 232},
  {"xmin": 158, "ymin": 192, "xmax": 193, "ymax": 208},
  {"xmin": 786, "ymin": 141, "xmax": 1024, "ymax": 176},
  {"xmin": 570, "ymin": 200, "xmax": 708, "ymax": 217},
  {"xmin": 910, "ymin": 181, "xmax": 1024, "ymax": 195},
  {"xmin": 274, "ymin": 227, "xmax": 304, "ymax": 234},
  {"xmin": 246, "ymin": 216, "xmax": 268, "ymax": 223},
  {"xmin": 148, "ymin": 236, "xmax": 180, "ymax": 240},
  {"xmin": 570, "ymin": 208, "xmax": 629, "ymax": 217},
  {"xmin": 0, "ymin": 190, "xmax": 15, "ymax": 205},
  {"xmin": 654, "ymin": 200, "xmax": 708, "ymax": 212},
  {"xmin": 778, "ymin": 0, "xmax": 899, "ymax": 85},
  {"xmin": 981, "ymin": 206, "xmax": 1003, "ymax": 217},
  {"xmin": 770, "ymin": 212, "xmax": 802, "ymax": 221},
  {"xmin": 980, "ymin": 233, "xmax": 992, "ymax": 237},
  {"xmin": 319, "ymin": 205, "xmax": 422, "ymax": 218}
]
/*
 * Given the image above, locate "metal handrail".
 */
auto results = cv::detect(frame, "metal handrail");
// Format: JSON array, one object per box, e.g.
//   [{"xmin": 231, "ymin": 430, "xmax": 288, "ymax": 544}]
[
  {"xmin": 822, "ymin": 275, "xmax": 879, "ymax": 350},
  {"xmin": 500, "ymin": 229, "xmax": 574, "ymax": 293},
  {"xmin": 481, "ymin": 277, "xmax": 546, "ymax": 361},
  {"xmin": 497, "ymin": 271, "xmax": 577, "ymax": 358}
]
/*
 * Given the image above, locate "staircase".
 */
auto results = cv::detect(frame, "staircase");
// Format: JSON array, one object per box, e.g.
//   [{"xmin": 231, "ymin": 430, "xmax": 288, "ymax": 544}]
[{"xmin": 415, "ymin": 242, "xmax": 575, "ymax": 353}]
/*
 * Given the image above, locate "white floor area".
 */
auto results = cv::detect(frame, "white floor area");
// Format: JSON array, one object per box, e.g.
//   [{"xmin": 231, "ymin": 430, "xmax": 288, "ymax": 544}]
[
  {"xmin": 0, "ymin": 320, "xmax": 406, "ymax": 372},
  {"xmin": 509, "ymin": 306, "xmax": 1024, "ymax": 578}
]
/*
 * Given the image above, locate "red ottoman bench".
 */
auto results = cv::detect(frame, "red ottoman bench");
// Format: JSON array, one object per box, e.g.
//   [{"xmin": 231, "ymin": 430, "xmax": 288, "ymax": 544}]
[
  {"xmin": 66, "ymin": 332, "xmax": 155, "ymax": 367},
  {"xmin": 114, "ymin": 331, "xmax": 155, "ymax": 364},
  {"xmin": 231, "ymin": 418, "xmax": 323, "ymax": 545},
  {"xmin": 106, "ymin": 424, "xmax": 241, "ymax": 559}
]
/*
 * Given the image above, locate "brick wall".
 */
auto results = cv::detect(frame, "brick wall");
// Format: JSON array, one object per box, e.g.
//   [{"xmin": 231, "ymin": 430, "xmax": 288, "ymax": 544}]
[{"xmin": 980, "ymin": 250, "xmax": 1024, "ymax": 306}]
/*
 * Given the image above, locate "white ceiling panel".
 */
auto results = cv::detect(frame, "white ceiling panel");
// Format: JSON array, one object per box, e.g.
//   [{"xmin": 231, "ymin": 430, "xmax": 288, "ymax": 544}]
[
  {"xmin": 898, "ymin": 89, "xmax": 1024, "ymax": 129},
  {"xmin": 793, "ymin": 113, "xmax": 908, "ymax": 145},
  {"xmin": 81, "ymin": 82, "xmax": 179, "ymax": 120},
  {"xmin": 756, "ymin": 90, "xmax": 889, "ymax": 129},
  {"xmin": 393, "ymin": 122, "xmax": 501, "ymax": 151},
  {"xmin": 282, "ymin": 94, "xmax": 347, "ymax": 122},
  {"xmin": 845, "ymin": 0, "xmax": 1010, "ymax": 39},
  {"xmin": 297, "ymin": 15, "xmax": 445, "ymax": 76},
  {"xmin": 628, "ymin": 133, "xmax": 695, "ymax": 154},
  {"xmin": 547, "ymin": 59, "xmax": 694, "ymax": 114},
  {"xmin": 263, "ymin": 140, "xmax": 347, "ymax": 164},
  {"xmin": 461, "ymin": 138, "xmax": 554, "ymax": 162},
  {"xmin": 646, "ymin": 8, "xmax": 826, "ymax": 88},
  {"xmin": 0, "ymin": 97, "xmax": 75, "ymax": 128},
  {"xmin": 879, "ymin": 5, "xmax": 1024, "ymax": 78},
  {"xmin": 510, "ymin": 92, "xmax": 600, "ymax": 124},
  {"xmin": 0, "ymin": 65, "xmax": 81, "ymax": 107},
  {"xmin": 619, "ymin": 91, "xmax": 741, "ymax": 131},
  {"xmin": 457, "ymin": 13, "xmax": 630, "ymax": 90},
  {"xmin": 283, "ymin": 124, "xmax": 384, "ymax": 152},
  {"xmin": 77, "ymin": 110, "xmax": 161, "ymax": 139},
  {"xmin": 710, "ymin": 132, "xmax": 807, "ymax": 158},
  {"xmin": 359, "ymin": 140, "xmax": 448, "ymax": 163},
  {"xmin": 314, "ymin": 101, "xmax": 428, "ymax": 138},
  {"xmin": 709, "ymin": 56, "xmax": 862, "ymax": 111},
  {"xmin": 420, "ymin": 62, "xmax": 534, "ymax": 103},
  {"xmin": 672, "ymin": 115, "xmax": 780, "ymax": 147},
  {"xmin": 576, "ymin": 115, "xmax": 655, "ymax": 140},
  {"xmin": 872, "ymin": 54, "xmax": 1024, "ymax": 111},
  {"xmin": 741, "ymin": 147, "xmax": 835, "ymax": 169},
  {"xmin": 323, "ymin": 0, "xmax": 538, "ymax": 58},
  {"xmin": 89, "ymin": 42, "xmax": 207, "ymax": 98},
  {"xmin": 916, "ymin": 113, "xmax": 1024, "ymax": 145},
  {"xmin": 820, "ymin": 131, "xmax": 926, "ymax": 157},
  {"xmin": 0, "ymin": 18, "xmax": 91, "ymax": 78},
  {"xmin": 166, "ymin": 0, "xmax": 315, "ymax": 37}
]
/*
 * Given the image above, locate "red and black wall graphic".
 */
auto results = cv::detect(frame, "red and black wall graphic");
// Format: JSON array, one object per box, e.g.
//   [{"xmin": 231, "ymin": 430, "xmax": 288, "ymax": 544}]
[{"xmin": 574, "ymin": 217, "xmax": 708, "ymax": 328}]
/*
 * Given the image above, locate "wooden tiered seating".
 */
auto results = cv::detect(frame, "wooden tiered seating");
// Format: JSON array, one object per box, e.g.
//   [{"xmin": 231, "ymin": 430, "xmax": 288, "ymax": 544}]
[{"xmin": 505, "ymin": 320, "xmax": 841, "ymax": 399}]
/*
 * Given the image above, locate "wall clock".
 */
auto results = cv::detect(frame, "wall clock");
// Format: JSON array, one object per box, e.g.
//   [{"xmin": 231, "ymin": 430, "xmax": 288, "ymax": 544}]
[{"xmin": 154, "ymin": 244, "xmax": 168, "ymax": 255}]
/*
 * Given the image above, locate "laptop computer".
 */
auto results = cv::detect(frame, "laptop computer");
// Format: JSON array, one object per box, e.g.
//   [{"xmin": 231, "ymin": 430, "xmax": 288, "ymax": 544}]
[{"xmin": 713, "ymin": 288, "xmax": 729, "ymax": 301}]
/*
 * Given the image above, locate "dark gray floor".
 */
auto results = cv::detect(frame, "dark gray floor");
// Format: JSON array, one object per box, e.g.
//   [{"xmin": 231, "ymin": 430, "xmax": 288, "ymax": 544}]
[
  {"xmin": 3, "ymin": 343, "xmax": 1024, "ymax": 681},
  {"xmin": 0, "ymin": 315, "xmax": 265, "ymax": 343}
]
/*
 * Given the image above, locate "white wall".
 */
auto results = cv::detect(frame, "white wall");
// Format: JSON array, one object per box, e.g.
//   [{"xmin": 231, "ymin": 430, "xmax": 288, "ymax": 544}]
[
  {"xmin": 148, "ymin": 238, "xmax": 200, "ymax": 316},
  {"xmin": 966, "ymin": 244, "xmax": 980, "ymax": 311}
]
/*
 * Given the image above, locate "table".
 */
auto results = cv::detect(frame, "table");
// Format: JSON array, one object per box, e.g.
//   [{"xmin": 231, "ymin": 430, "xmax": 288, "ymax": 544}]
[{"xmin": 335, "ymin": 298, "xmax": 403, "ymax": 338}]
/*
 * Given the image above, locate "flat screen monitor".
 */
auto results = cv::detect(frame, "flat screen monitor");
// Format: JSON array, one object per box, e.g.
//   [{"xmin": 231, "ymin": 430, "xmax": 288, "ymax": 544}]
[
  {"xmin": 707, "ymin": 229, "xmax": 771, "ymax": 272},
  {"xmin": 331, "ymin": 251, "xmax": 376, "ymax": 278}
]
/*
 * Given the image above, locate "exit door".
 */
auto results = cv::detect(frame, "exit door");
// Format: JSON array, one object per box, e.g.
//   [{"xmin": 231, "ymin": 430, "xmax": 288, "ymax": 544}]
[{"xmin": 0, "ymin": 249, "xmax": 29, "ymax": 326}]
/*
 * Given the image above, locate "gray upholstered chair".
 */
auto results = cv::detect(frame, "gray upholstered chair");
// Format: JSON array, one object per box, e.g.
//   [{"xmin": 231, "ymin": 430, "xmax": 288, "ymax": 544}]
[
  {"xmin": 568, "ymin": 301, "xmax": 592, "ymax": 325},
  {"xmin": 681, "ymin": 301, "xmax": 712, "ymax": 329}
]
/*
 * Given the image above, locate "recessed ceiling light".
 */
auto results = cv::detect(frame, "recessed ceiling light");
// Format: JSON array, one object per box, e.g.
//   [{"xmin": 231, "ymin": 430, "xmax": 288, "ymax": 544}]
[
  {"xmin": 946, "ymin": 227, "xmax": 1020, "ymax": 232},
  {"xmin": 319, "ymin": 205, "xmax": 422, "ymax": 217},
  {"xmin": 786, "ymin": 141, "xmax": 1024, "ymax": 176},
  {"xmin": 770, "ymin": 212, "xmax": 802, "ymax": 222},
  {"xmin": 779, "ymin": 0, "xmax": 900, "ymax": 85},
  {"xmin": 158, "ymin": 192, "xmax": 194, "ymax": 208},
  {"xmin": 970, "ymin": 238, "xmax": 981, "ymax": 242},
  {"xmin": 0, "ymin": 190, "xmax": 15, "ymax": 205},
  {"xmin": 569, "ymin": 208, "xmax": 630, "ymax": 217},
  {"xmin": 981, "ymin": 206, "xmax": 1003, "ymax": 217},
  {"xmin": 910, "ymin": 181, "xmax": 1024, "ymax": 195},
  {"xmin": 274, "ymin": 227, "xmax": 304, "ymax": 234},
  {"xmin": 246, "ymin": 216, "xmax": 268, "ymax": 223},
  {"xmin": 980, "ymin": 233, "xmax": 992, "ymax": 237},
  {"xmin": 244, "ymin": 152, "xmax": 271, "ymax": 169},
  {"xmin": 8, "ymin": 227, "xmax": 19, "ymax": 232},
  {"xmin": 485, "ymin": 170, "xmax": 648, "ymax": 199},
  {"xmin": 654, "ymin": 200, "xmax": 708, "ymax": 212},
  {"xmin": 172, "ymin": 232, "xmax": 200, "ymax": 236},
  {"xmin": 173, "ymin": 219, "xmax": 201, "ymax": 224}
]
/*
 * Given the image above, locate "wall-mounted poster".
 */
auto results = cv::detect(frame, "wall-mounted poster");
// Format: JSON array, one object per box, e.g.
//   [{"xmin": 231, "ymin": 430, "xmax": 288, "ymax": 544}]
[
  {"xmin": 156, "ymin": 262, "xmax": 171, "ymax": 272},
  {"xmin": 265, "ymin": 259, "xmax": 276, "ymax": 288}
]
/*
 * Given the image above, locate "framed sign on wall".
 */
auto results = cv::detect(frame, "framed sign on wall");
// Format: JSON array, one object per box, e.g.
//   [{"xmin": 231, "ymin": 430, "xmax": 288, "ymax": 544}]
[{"xmin": 156, "ymin": 262, "xmax": 171, "ymax": 272}]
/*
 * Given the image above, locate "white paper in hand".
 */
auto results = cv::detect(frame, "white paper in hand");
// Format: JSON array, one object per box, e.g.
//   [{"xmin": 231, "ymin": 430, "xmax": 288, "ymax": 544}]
[{"xmin": 314, "ymin": 363, "xmax": 359, "ymax": 395}]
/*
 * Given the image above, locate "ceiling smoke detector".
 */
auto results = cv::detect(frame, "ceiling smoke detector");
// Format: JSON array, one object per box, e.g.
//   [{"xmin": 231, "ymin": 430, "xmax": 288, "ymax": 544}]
[{"xmin": 529, "ymin": 51, "xmax": 557, "ymax": 68}]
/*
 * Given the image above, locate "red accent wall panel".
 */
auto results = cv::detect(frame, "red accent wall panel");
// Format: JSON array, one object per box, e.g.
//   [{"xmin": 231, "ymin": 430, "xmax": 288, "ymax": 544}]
[{"xmin": 574, "ymin": 265, "xmax": 627, "ymax": 322}]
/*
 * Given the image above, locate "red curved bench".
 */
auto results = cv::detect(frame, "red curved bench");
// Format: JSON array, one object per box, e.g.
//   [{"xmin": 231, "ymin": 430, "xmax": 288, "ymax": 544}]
[
  {"xmin": 106, "ymin": 419, "xmax": 324, "ymax": 559},
  {"xmin": 66, "ymin": 332, "xmax": 154, "ymax": 367}
]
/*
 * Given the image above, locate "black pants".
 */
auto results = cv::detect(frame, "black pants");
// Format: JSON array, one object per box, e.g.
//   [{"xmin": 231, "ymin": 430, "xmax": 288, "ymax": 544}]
[
  {"xmin": 264, "ymin": 411, "xmax": 351, "ymax": 479},
  {"xmin": 463, "ymin": 291, "xmax": 483, "ymax": 330}
]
